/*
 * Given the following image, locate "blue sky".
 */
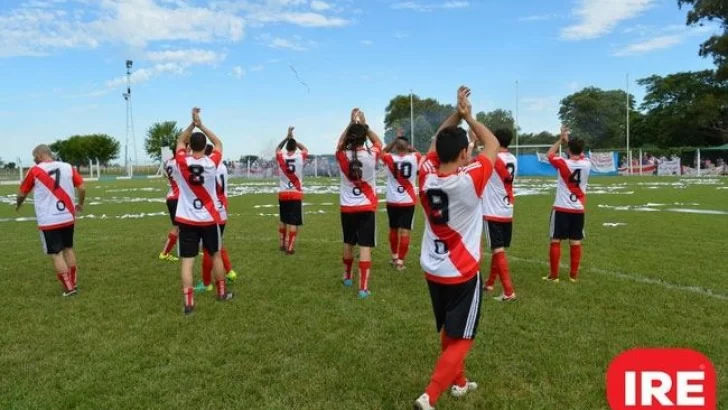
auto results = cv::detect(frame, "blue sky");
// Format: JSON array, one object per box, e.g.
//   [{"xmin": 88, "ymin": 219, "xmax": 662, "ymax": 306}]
[{"xmin": 0, "ymin": 0, "xmax": 719, "ymax": 164}]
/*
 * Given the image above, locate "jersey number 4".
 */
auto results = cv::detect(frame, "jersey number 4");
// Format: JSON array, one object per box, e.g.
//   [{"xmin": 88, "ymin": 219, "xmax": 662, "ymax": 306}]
[
  {"xmin": 568, "ymin": 169, "xmax": 582, "ymax": 184},
  {"xmin": 426, "ymin": 189, "xmax": 450, "ymax": 225}
]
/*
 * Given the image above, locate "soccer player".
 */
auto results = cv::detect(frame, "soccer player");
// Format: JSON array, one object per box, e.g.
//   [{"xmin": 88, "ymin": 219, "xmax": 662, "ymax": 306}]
[
  {"xmin": 16, "ymin": 144, "xmax": 86, "ymax": 297},
  {"xmin": 380, "ymin": 130, "xmax": 421, "ymax": 271},
  {"xmin": 172, "ymin": 107, "xmax": 233, "ymax": 314},
  {"xmin": 413, "ymin": 86, "xmax": 499, "ymax": 410},
  {"xmin": 275, "ymin": 126, "xmax": 309, "ymax": 255},
  {"xmin": 335, "ymin": 108, "xmax": 382, "ymax": 299},
  {"xmin": 543, "ymin": 126, "xmax": 591, "ymax": 283},
  {"xmin": 482, "ymin": 128, "xmax": 517, "ymax": 301},
  {"xmin": 159, "ymin": 153, "xmax": 180, "ymax": 262},
  {"xmin": 198, "ymin": 144, "xmax": 237, "ymax": 292}
]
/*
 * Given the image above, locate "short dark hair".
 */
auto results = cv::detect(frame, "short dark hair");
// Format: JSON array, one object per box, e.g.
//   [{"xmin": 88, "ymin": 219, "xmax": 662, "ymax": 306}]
[
  {"xmin": 204, "ymin": 144, "xmax": 213, "ymax": 156},
  {"xmin": 190, "ymin": 132, "xmax": 207, "ymax": 152},
  {"xmin": 436, "ymin": 126, "xmax": 468, "ymax": 163},
  {"xmin": 286, "ymin": 139, "xmax": 297, "ymax": 152},
  {"xmin": 494, "ymin": 128, "xmax": 513, "ymax": 148},
  {"xmin": 568, "ymin": 138, "xmax": 585, "ymax": 155}
]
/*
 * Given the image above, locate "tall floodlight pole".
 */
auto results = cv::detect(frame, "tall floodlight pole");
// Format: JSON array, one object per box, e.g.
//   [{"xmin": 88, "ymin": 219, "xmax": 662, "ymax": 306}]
[
  {"xmin": 626, "ymin": 73, "xmax": 631, "ymax": 175},
  {"xmin": 515, "ymin": 80, "xmax": 520, "ymax": 158},
  {"xmin": 410, "ymin": 89, "xmax": 415, "ymax": 147},
  {"xmin": 123, "ymin": 60, "xmax": 136, "ymax": 176}
]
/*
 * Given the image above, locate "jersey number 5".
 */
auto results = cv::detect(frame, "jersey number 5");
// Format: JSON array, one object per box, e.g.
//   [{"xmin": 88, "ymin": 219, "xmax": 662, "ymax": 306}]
[
  {"xmin": 285, "ymin": 159, "xmax": 296, "ymax": 173},
  {"xmin": 426, "ymin": 189, "xmax": 450, "ymax": 225},
  {"xmin": 188, "ymin": 165, "xmax": 205, "ymax": 185}
]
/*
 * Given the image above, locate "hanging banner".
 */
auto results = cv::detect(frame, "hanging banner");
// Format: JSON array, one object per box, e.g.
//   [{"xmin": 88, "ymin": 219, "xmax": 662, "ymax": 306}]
[
  {"xmin": 657, "ymin": 158, "xmax": 681, "ymax": 176},
  {"xmin": 589, "ymin": 152, "xmax": 617, "ymax": 173}
]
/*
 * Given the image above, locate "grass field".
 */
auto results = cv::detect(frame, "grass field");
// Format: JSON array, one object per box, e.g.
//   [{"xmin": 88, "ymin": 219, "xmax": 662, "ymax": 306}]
[{"xmin": 1, "ymin": 176, "xmax": 727, "ymax": 410}]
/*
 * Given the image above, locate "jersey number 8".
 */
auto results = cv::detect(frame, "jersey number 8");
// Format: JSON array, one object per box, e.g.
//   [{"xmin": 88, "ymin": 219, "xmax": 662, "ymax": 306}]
[
  {"xmin": 188, "ymin": 165, "xmax": 205, "ymax": 185},
  {"xmin": 426, "ymin": 189, "xmax": 450, "ymax": 225}
]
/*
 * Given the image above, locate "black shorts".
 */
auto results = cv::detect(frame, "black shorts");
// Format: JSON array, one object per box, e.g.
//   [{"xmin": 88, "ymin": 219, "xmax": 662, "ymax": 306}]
[
  {"xmin": 40, "ymin": 225, "xmax": 75, "ymax": 255},
  {"xmin": 484, "ymin": 220, "xmax": 512, "ymax": 250},
  {"xmin": 427, "ymin": 273, "xmax": 483, "ymax": 340},
  {"xmin": 279, "ymin": 200, "xmax": 303, "ymax": 226},
  {"xmin": 166, "ymin": 199, "xmax": 179, "ymax": 226},
  {"xmin": 550, "ymin": 210, "xmax": 585, "ymax": 241},
  {"xmin": 179, "ymin": 223, "xmax": 222, "ymax": 258},
  {"xmin": 341, "ymin": 211, "xmax": 376, "ymax": 247},
  {"xmin": 387, "ymin": 205, "xmax": 415, "ymax": 230}
]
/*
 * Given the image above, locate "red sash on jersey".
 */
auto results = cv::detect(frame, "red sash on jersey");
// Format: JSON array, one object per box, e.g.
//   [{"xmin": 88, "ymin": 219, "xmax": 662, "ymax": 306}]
[
  {"xmin": 494, "ymin": 158, "xmax": 514, "ymax": 205},
  {"xmin": 216, "ymin": 184, "xmax": 228, "ymax": 210},
  {"xmin": 178, "ymin": 161, "xmax": 223, "ymax": 224},
  {"xmin": 337, "ymin": 151, "xmax": 377, "ymax": 212},
  {"xmin": 383, "ymin": 155, "xmax": 417, "ymax": 205},
  {"xmin": 551, "ymin": 157, "xmax": 586, "ymax": 210},
  {"xmin": 421, "ymin": 195, "xmax": 479, "ymax": 284},
  {"xmin": 33, "ymin": 167, "xmax": 76, "ymax": 218},
  {"xmin": 277, "ymin": 154, "xmax": 302, "ymax": 192}
]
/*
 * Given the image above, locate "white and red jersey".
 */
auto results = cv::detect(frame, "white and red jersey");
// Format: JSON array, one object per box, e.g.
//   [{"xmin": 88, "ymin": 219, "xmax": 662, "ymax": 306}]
[
  {"xmin": 381, "ymin": 151, "xmax": 422, "ymax": 207},
  {"xmin": 215, "ymin": 162, "xmax": 229, "ymax": 223},
  {"xmin": 19, "ymin": 161, "xmax": 84, "ymax": 231},
  {"xmin": 164, "ymin": 158, "xmax": 180, "ymax": 200},
  {"xmin": 548, "ymin": 153, "xmax": 591, "ymax": 213},
  {"xmin": 172, "ymin": 148, "xmax": 224, "ymax": 226},
  {"xmin": 419, "ymin": 152, "xmax": 493, "ymax": 285},
  {"xmin": 277, "ymin": 150, "xmax": 308, "ymax": 201},
  {"xmin": 336, "ymin": 143, "xmax": 382, "ymax": 213},
  {"xmin": 482, "ymin": 151, "xmax": 517, "ymax": 222}
]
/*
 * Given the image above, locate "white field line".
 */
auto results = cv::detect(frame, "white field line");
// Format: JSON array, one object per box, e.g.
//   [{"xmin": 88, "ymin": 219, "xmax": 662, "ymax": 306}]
[{"xmin": 510, "ymin": 256, "xmax": 728, "ymax": 301}]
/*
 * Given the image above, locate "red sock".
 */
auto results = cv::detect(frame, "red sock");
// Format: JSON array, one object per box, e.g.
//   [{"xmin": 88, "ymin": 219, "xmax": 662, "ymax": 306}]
[
  {"xmin": 486, "ymin": 255, "xmax": 498, "ymax": 288},
  {"xmin": 398, "ymin": 235, "xmax": 411, "ymax": 261},
  {"xmin": 221, "ymin": 248, "xmax": 232, "ymax": 273},
  {"xmin": 183, "ymin": 287, "xmax": 194, "ymax": 307},
  {"xmin": 494, "ymin": 252, "xmax": 514, "ymax": 296},
  {"xmin": 439, "ymin": 333, "xmax": 466, "ymax": 387},
  {"xmin": 343, "ymin": 258, "xmax": 354, "ymax": 280},
  {"xmin": 549, "ymin": 242, "xmax": 561, "ymax": 279},
  {"xmin": 425, "ymin": 338, "xmax": 474, "ymax": 405},
  {"xmin": 57, "ymin": 271, "xmax": 73, "ymax": 292},
  {"xmin": 279, "ymin": 227, "xmax": 286, "ymax": 248},
  {"xmin": 69, "ymin": 266, "xmax": 77, "ymax": 288},
  {"xmin": 202, "ymin": 251, "xmax": 212, "ymax": 286},
  {"xmin": 216, "ymin": 279, "xmax": 227, "ymax": 298},
  {"xmin": 287, "ymin": 231, "xmax": 298, "ymax": 252},
  {"xmin": 570, "ymin": 244, "xmax": 582, "ymax": 279},
  {"xmin": 388, "ymin": 229, "xmax": 399, "ymax": 258},
  {"xmin": 162, "ymin": 232, "xmax": 177, "ymax": 255},
  {"xmin": 359, "ymin": 261, "xmax": 371, "ymax": 291}
]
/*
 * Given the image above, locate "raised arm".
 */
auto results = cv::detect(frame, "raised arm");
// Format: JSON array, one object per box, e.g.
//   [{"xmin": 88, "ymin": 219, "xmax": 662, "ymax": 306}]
[
  {"xmin": 193, "ymin": 108, "xmax": 222, "ymax": 153},
  {"xmin": 383, "ymin": 139, "xmax": 397, "ymax": 153},
  {"xmin": 548, "ymin": 126, "xmax": 568, "ymax": 157},
  {"xmin": 428, "ymin": 96, "xmax": 464, "ymax": 153},
  {"xmin": 336, "ymin": 108, "xmax": 360, "ymax": 151},
  {"xmin": 459, "ymin": 87, "xmax": 498, "ymax": 163},
  {"xmin": 296, "ymin": 141, "xmax": 308, "ymax": 153},
  {"xmin": 356, "ymin": 110, "xmax": 382, "ymax": 148},
  {"xmin": 277, "ymin": 126, "xmax": 295, "ymax": 152},
  {"xmin": 176, "ymin": 120, "xmax": 195, "ymax": 152}
]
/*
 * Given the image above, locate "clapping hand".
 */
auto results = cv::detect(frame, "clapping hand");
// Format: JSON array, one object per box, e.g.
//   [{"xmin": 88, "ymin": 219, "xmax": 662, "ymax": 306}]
[
  {"xmin": 457, "ymin": 86, "xmax": 472, "ymax": 118},
  {"xmin": 560, "ymin": 125, "xmax": 570, "ymax": 142},
  {"xmin": 192, "ymin": 107, "xmax": 202, "ymax": 127}
]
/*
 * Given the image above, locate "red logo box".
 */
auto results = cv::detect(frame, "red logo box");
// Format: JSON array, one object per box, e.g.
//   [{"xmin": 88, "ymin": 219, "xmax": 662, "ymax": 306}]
[{"xmin": 607, "ymin": 348, "xmax": 716, "ymax": 410}]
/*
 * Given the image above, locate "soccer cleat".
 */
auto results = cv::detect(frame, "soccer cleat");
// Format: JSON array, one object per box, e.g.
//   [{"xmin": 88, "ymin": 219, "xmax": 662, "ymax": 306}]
[
  {"xmin": 159, "ymin": 253, "xmax": 178, "ymax": 262},
  {"xmin": 62, "ymin": 289, "xmax": 78, "ymax": 297},
  {"xmin": 184, "ymin": 305, "xmax": 194, "ymax": 315},
  {"xmin": 494, "ymin": 293, "xmax": 516, "ymax": 302},
  {"xmin": 542, "ymin": 276, "xmax": 559, "ymax": 283},
  {"xmin": 358, "ymin": 290, "xmax": 370, "ymax": 299},
  {"xmin": 484, "ymin": 284, "xmax": 494, "ymax": 292},
  {"xmin": 286, "ymin": 250, "xmax": 296, "ymax": 256},
  {"xmin": 194, "ymin": 281, "xmax": 209, "ymax": 293},
  {"xmin": 395, "ymin": 260, "xmax": 406, "ymax": 271},
  {"xmin": 217, "ymin": 291, "xmax": 234, "ymax": 302},
  {"xmin": 413, "ymin": 393, "xmax": 435, "ymax": 410},
  {"xmin": 226, "ymin": 270, "xmax": 238, "ymax": 282},
  {"xmin": 569, "ymin": 277, "xmax": 578, "ymax": 283},
  {"xmin": 342, "ymin": 278, "xmax": 353, "ymax": 287},
  {"xmin": 451, "ymin": 381, "xmax": 478, "ymax": 398}
]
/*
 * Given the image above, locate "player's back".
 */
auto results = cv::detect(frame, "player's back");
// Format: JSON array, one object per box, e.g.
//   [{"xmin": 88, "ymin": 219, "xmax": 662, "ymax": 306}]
[
  {"xmin": 383, "ymin": 152, "xmax": 421, "ymax": 205},
  {"xmin": 278, "ymin": 151, "xmax": 306, "ymax": 200},
  {"xmin": 164, "ymin": 158, "xmax": 179, "ymax": 200},
  {"xmin": 22, "ymin": 161, "xmax": 80, "ymax": 229},
  {"xmin": 483, "ymin": 151, "xmax": 517, "ymax": 221},
  {"xmin": 173, "ymin": 153, "xmax": 223, "ymax": 225},
  {"xmin": 337, "ymin": 146, "xmax": 380, "ymax": 212},
  {"xmin": 419, "ymin": 153, "xmax": 492, "ymax": 283},
  {"xmin": 216, "ymin": 162, "xmax": 229, "ymax": 217},
  {"xmin": 550, "ymin": 154, "xmax": 591, "ymax": 212}
]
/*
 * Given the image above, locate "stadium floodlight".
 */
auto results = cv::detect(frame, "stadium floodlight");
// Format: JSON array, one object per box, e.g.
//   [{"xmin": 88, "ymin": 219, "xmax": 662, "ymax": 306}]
[{"xmin": 123, "ymin": 60, "xmax": 136, "ymax": 177}]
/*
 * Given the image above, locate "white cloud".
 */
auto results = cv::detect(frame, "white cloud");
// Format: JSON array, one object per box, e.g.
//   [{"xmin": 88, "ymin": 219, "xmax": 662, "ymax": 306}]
[
  {"xmin": 392, "ymin": 1, "xmax": 469, "ymax": 12},
  {"xmin": 257, "ymin": 12, "xmax": 349, "ymax": 27},
  {"xmin": 146, "ymin": 49, "xmax": 226, "ymax": 65},
  {"xmin": 613, "ymin": 34, "xmax": 683, "ymax": 56},
  {"xmin": 250, "ymin": 64, "xmax": 265, "ymax": 72},
  {"xmin": 361, "ymin": 40, "xmax": 373, "ymax": 46},
  {"xmin": 310, "ymin": 0, "xmax": 331, "ymax": 11},
  {"xmin": 613, "ymin": 24, "xmax": 719, "ymax": 57},
  {"xmin": 105, "ymin": 63, "xmax": 184, "ymax": 89},
  {"xmin": 257, "ymin": 34, "xmax": 316, "ymax": 51},
  {"xmin": 561, "ymin": 0, "xmax": 655, "ymax": 40},
  {"xmin": 231, "ymin": 65, "xmax": 246, "ymax": 79},
  {"xmin": 519, "ymin": 14, "xmax": 558, "ymax": 22}
]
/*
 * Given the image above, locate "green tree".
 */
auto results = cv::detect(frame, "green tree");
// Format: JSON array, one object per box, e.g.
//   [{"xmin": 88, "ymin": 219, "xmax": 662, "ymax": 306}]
[
  {"xmin": 5, "ymin": 162, "xmax": 16, "ymax": 170},
  {"xmin": 559, "ymin": 87, "xmax": 638, "ymax": 148},
  {"xmin": 518, "ymin": 131, "xmax": 558, "ymax": 145},
  {"xmin": 679, "ymin": 0, "xmax": 728, "ymax": 79},
  {"xmin": 384, "ymin": 94, "xmax": 454, "ymax": 152},
  {"xmin": 476, "ymin": 109, "xmax": 518, "ymax": 133},
  {"xmin": 145, "ymin": 121, "xmax": 181, "ymax": 162},
  {"xmin": 637, "ymin": 70, "xmax": 728, "ymax": 147},
  {"xmin": 50, "ymin": 134, "xmax": 120, "ymax": 166}
]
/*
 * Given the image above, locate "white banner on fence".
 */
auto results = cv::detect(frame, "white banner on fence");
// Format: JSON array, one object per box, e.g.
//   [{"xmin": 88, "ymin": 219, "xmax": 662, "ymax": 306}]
[
  {"xmin": 589, "ymin": 152, "xmax": 616, "ymax": 173},
  {"xmin": 657, "ymin": 158, "xmax": 681, "ymax": 176}
]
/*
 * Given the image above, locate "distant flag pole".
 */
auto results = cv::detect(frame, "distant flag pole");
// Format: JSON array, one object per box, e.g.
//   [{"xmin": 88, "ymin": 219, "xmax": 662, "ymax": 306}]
[
  {"xmin": 410, "ymin": 89, "xmax": 415, "ymax": 146},
  {"xmin": 515, "ymin": 80, "xmax": 520, "ymax": 158},
  {"xmin": 626, "ymin": 73, "xmax": 631, "ymax": 175}
]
